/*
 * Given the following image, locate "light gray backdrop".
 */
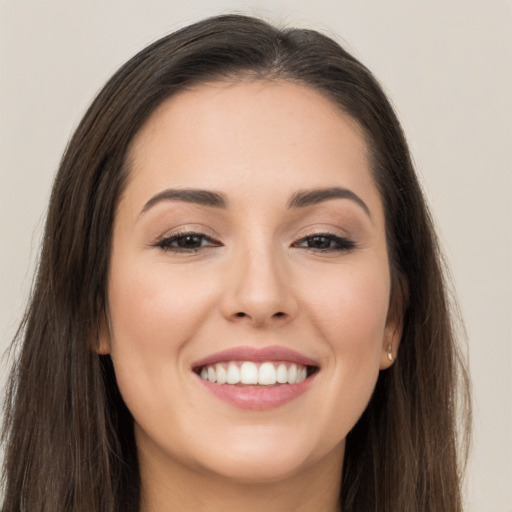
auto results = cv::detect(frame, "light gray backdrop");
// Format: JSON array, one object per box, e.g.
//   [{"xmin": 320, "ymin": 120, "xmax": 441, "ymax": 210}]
[{"xmin": 1, "ymin": 1, "xmax": 511, "ymax": 510}]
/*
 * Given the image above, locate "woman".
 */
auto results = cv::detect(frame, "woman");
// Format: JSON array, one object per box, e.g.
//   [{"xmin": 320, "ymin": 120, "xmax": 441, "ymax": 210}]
[{"xmin": 1, "ymin": 14, "xmax": 471, "ymax": 512}]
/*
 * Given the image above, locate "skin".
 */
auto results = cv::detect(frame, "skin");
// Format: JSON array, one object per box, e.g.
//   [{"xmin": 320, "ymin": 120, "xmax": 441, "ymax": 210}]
[{"xmin": 98, "ymin": 80, "xmax": 402, "ymax": 512}]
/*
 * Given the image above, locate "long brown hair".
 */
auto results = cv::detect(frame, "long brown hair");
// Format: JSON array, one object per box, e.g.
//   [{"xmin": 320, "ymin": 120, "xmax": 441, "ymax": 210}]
[{"xmin": 1, "ymin": 14, "xmax": 471, "ymax": 511}]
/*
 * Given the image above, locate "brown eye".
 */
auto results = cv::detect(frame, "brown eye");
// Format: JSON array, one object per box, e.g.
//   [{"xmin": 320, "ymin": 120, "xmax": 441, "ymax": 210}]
[
  {"xmin": 293, "ymin": 233, "xmax": 356, "ymax": 252},
  {"xmin": 307, "ymin": 236, "xmax": 334, "ymax": 249},
  {"xmin": 175, "ymin": 234, "xmax": 205, "ymax": 249},
  {"xmin": 155, "ymin": 232, "xmax": 220, "ymax": 253}
]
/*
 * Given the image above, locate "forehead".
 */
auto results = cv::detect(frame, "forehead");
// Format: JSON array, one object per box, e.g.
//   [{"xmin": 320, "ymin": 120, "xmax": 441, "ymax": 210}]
[
  {"xmin": 123, "ymin": 79, "xmax": 382, "ymax": 219},
  {"xmin": 130, "ymin": 78, "xmax": 367, "ymax": 162}
]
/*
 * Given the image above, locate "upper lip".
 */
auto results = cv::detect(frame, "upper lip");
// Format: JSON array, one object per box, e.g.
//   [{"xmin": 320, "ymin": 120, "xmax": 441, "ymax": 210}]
[{"xmin": 191, "ymin": 345, "xmax": 320, "ymax": 369}]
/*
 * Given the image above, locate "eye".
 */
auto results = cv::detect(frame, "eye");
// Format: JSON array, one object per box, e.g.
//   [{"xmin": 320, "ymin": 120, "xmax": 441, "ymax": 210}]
[
  {"xmin": 154, "ymin": 232, "xmax": 221, "ymax": 253},
  {"xmin": 293, "ymin": 233, "xmax": 356, "ymax": 252}
]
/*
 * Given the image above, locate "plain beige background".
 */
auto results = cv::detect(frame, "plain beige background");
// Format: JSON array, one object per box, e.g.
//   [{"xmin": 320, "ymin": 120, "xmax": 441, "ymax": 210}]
[{"xmin": 1, "ymin": 1, "xmax": 511, "ymax": 510}]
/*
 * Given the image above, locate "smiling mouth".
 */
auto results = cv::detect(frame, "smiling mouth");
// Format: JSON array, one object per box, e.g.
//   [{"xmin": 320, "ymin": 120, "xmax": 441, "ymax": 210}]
[{"xmin": 194, "ymin": 361, "xmax": 319, "ymax": 386}]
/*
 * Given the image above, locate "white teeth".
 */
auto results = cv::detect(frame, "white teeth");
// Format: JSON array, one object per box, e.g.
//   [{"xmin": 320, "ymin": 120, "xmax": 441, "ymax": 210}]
[
  {"xmin": 287, "ymin": 364, "xmax": 297, "ymax": 384},
  {"xmin": 216, "ymin": 363, "xmax": 227, "ymax": 384},
  {"xmin": 276, "ymin": 363, "xmax": 288, "ymax": 384},
  {"xmin": 199, "ymin": 361, "xmax": 311, "ymax": 386},
  {"xmin": 276, "ymin": 363, "xmax": 288, "ymax": 383},
  {"xmin": 240, "ymin": 362, "xmax": 258, "ymax": 384},
  {"xmin": 226, "ymin": 363, "xmax": 240, "ymax": 384},
  {"xmin": 258, "ymin": 362, "xmax": 277, "ymax": 385}
]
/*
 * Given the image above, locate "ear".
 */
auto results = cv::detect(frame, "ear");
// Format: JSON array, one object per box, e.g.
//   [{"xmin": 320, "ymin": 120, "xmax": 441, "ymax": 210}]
[
  {"xmin": 95, "ymin": 310, "xmax": 112, "ymax": 355},
  {"xmin": 379, "ymin": 277, "xmax": 407, "ymax": 370}
]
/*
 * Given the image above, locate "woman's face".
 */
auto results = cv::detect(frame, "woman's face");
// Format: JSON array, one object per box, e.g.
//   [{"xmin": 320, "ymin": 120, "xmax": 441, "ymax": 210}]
[{"xmin": 100, "ymin": 80, "xmax": 401, "ymax": 484}]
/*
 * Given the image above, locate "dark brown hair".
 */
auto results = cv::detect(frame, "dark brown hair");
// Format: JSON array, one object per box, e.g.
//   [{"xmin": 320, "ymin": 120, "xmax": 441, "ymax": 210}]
[{"xmin": 1, "ymin": 14, "xmax": 470, "ymax": 511}]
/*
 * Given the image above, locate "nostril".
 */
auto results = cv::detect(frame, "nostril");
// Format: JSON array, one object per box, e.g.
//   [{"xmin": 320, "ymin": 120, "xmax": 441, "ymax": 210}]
[{"xmin": 232, "ymin": 311, "xmax": 287, "ymax": 321}]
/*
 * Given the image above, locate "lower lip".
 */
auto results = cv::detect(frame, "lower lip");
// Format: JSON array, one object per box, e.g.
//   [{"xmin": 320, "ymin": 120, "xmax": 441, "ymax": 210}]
[{"xmin": 195, "ymin": 373, "xmax": 317, "ymax": 410}]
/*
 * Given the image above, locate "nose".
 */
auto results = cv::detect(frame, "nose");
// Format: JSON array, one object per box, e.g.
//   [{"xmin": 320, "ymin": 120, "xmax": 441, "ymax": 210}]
[{"xmin": 220, "ymin": 243, "xmax": 298, "ymax": 328}]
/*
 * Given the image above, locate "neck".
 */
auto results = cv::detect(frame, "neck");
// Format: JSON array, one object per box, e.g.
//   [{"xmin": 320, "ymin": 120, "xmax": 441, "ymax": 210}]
[{"xmin": 137, "ymin": 438, "xmax": 344, "ymax": 512}]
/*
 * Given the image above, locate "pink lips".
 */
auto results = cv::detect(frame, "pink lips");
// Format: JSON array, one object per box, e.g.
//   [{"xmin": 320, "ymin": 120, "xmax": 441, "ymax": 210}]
[
  {"xmin": 192, "ymin": 345, "xmax": 319, "ymax": 368},
  {"xmin": 192, "ymin": 345, "xmax": 319, "ymax": 410}
]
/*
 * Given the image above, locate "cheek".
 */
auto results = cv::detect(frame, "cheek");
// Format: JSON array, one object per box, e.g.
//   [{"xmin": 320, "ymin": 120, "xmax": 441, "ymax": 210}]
[
  {"xmin": 108, "ymin": 257, "xmax": 215, "ymax": 352},
  {"xmin": 304, "ymin": 260, "xmax": 390, "ymax": 349},
  {"xmin": 298, "ymin": 261, "xmax": 390, "ymax": 428},
  {"xmin": 105, "ymin": 255, "xmax": 219, "ymax": 411},
  {"xmin": 105, "ymin": 256, "xmax": 232, "ymax": 462}
]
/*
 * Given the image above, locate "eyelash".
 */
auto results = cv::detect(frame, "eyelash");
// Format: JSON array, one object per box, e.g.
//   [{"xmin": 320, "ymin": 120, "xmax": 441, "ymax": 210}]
[
  {"xmin": 154, "ymin": 230, "xmax": 356, "ymax": 255},
  {"xmin": 154, "ymin": 231, "xmax": 221, "ymax": 253},
  {"xmin": 292, "ymin": 233, "xmax": 356, "ymax": 253}
]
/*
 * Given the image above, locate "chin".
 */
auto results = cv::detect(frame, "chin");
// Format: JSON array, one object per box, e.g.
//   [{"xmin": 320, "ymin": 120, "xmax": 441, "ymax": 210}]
[
  {"xmin": 198, "ymin": 449, "xmax": 315, "ymax": 484},
  {"xmin": 187, "ymin": 426, "xmax": 343, "ymax": 485}
]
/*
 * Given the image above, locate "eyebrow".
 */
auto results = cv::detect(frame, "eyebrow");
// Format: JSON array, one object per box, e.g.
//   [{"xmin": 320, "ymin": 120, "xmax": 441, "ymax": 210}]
[
  {"xmin": 288, "ymin": 187, "xmax": 371, "ymax": 218},
  {"xmin": 140, "ymin": 189, "xmax": 228, "ymax": 215},
  {"xmin": 140, "ymin": 186, "xmax": 371, "ymax": 218}
]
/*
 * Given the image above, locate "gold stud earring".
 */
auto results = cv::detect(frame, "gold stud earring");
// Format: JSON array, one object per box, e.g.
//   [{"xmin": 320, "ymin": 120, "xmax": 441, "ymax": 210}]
[{"xmin": 386, "ymin": 344, "xmax": 393, "ymax": 362}]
